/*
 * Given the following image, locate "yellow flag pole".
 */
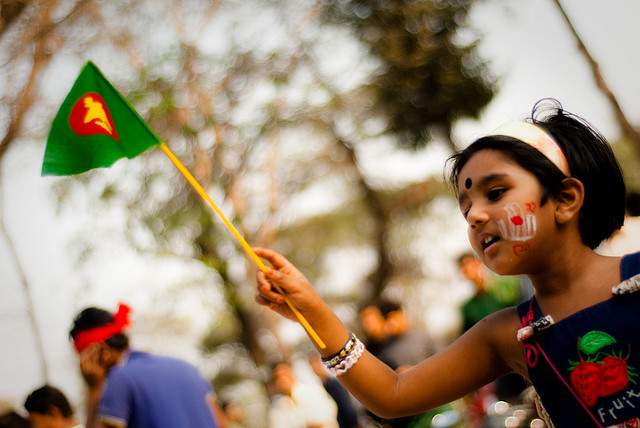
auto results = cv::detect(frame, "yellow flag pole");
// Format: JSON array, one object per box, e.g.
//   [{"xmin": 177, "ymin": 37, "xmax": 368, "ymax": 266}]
[{"xmin": 158, "ymin": 143, "xmax": 326, "ymax": 349}]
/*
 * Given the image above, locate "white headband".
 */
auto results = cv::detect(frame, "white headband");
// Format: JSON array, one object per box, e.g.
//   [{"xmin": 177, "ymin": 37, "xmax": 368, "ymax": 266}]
[{"xmin": 486, "ymin": 121, "xmax": 570, "ymax": 176}]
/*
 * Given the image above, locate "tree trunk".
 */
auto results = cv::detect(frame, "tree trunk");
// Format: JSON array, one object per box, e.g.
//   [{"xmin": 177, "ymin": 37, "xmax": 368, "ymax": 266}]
[{"xmin": 552, "ymin": 0, "xmax": 640, "ymax": 154}]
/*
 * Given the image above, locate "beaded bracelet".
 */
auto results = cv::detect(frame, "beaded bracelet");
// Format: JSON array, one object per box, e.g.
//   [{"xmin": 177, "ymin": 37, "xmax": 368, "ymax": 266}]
[
  {"xmin": 321, "ymin": 332, "xmax": 356, "ymax": 368},
  {"xmin": 326, "ymin": 337, "xmax": 365, "ymax": 376},
  {"xmin": 321, "ymin": 332, "xmax": 365, "ymax": 376}
]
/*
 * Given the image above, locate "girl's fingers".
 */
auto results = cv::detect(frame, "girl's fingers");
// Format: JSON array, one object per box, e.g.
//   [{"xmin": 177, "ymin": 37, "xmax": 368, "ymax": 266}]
[
  {"xmin": 253, "ymin": 248, "xmax": 321, "ymax": 324},
  {"xmin": 255, "ymin": 269, "xmax": 285, "ymax": 303},
  {"xmin": 253, "ymin": 247, "xmax": 294, "ymax": 272}
]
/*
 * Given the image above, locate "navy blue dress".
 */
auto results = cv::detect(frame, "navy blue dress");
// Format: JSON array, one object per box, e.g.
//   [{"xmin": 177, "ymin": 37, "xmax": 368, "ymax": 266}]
[{"xmin": 517, "ymin": 252, "xmax": 640, "ymax": 428}]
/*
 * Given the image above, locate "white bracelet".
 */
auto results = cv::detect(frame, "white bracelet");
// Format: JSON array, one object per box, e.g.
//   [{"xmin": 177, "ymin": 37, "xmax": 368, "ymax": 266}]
[{"xmin": 326, "ymin": 337, "xmax": 365, "ymax": 376}]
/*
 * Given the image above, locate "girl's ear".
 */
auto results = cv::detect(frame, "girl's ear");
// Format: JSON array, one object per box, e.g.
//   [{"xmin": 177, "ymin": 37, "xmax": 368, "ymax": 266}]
[{"xmin": 555, "ymin": 177, "xmax": 585, "ymax": 224}]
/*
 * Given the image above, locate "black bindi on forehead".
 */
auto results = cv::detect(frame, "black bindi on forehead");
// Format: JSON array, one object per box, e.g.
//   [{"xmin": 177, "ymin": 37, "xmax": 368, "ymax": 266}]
[{"xmin": 464, "ymin": 178, "xmax": 472, "ymax": 189}]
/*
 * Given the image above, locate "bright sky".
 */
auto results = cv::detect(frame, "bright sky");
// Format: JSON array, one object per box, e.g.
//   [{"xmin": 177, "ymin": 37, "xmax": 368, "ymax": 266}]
[{"xmin": 1, "ymin": 0, "xmax": 640, "ymax": 416}]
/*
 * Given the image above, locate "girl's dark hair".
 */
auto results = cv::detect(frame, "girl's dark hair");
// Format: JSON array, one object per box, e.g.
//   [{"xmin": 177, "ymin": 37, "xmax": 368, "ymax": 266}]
[
  {"xmin": 69, "ymin": 307, "xmax": 129, "ymax": 350},
  {"xmin": 447, "ymin": 99, "xmax": 626, "ymax": 249}
]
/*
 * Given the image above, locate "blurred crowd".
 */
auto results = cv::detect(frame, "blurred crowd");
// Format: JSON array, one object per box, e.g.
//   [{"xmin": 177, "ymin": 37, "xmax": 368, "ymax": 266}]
[
  {"xmin": 8, "ymin": 190, "xmax": 639, "ymax": 427},
  {"xmin": 0, "ymin": 249, "xmax": 550, "ymax": 428}
]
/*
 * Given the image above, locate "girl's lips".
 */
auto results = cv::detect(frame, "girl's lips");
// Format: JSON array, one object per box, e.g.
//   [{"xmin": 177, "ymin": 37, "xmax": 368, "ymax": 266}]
[{"xmin": 479, "ymin": 234, "xmax": 500, "ymax": 252}]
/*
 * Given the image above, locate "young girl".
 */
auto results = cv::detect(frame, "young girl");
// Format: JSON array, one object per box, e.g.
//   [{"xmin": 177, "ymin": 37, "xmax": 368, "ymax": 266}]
[{"xmin": 254, "ymin": 99, "xmax": 640, "ymax": 428}]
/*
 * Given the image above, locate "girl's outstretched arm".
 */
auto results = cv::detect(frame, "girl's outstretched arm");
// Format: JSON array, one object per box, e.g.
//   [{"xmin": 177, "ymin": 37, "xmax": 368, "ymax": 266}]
[{"xmin": 254, "ymin": 247, "xmax": 521, "ymax": 418}]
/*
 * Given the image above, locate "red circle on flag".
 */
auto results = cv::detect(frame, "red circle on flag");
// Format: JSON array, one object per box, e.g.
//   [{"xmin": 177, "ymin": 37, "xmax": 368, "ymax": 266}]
[{"xmin": 69, "ymin": 93, "xmax": 119, "ymax": 142}]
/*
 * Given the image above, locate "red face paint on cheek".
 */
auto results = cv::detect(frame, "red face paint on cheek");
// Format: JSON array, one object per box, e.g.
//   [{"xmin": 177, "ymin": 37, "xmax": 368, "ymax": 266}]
[
  {"xmin": 499, "ymin": 202, "xmax": 537, "ymax": 242},
  {"xmin": 525, "ymin": 202, "xmax": 536, "ymax": 213},
  {"xmin": 513, "ymin": 243, "xmax": 530, "ymax": 256}
]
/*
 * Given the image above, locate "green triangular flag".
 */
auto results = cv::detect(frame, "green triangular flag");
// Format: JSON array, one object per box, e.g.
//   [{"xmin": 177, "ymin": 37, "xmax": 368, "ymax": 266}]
[{"xmin": 42, "ymin": 61, "xmax": 161, "ymax": 176}]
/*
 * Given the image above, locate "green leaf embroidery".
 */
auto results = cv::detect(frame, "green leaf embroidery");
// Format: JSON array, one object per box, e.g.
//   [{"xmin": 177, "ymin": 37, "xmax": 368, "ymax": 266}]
[{"xmin": 579, "ymin": 331, "xmax": 617, "ymax": 355}]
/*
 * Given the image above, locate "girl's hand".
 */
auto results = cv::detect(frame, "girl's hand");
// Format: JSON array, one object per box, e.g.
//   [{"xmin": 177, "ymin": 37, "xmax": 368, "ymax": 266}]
[{"xmin": 253, "ymin": 247, "xmax": 321, "ymax": 322}]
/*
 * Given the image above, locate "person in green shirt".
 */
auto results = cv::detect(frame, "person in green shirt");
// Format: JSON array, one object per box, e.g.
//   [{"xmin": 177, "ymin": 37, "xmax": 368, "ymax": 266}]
[{"xmin": 458, "ymin": 252, "xmax": 522, "ymax": 332}]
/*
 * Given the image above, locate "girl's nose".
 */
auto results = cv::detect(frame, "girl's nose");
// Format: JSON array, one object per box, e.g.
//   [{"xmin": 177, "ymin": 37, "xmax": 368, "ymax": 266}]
[{"xmin": 467, "ymin": 204, "xmax": 489, "ymax": 228}]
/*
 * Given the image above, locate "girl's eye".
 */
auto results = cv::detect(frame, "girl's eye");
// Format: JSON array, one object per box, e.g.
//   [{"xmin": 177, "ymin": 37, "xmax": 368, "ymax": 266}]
[
  {"xmin": 460, "ymin": 204, "xmax": 470, "ymax": 219},
  {"xmin": 487, "ymin": 188, "xmax": 506, "ymax": 201}
]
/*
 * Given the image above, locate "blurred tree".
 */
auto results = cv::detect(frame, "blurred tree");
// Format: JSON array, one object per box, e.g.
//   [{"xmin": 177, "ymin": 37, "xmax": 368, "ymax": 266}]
[
  {"xmin": 281, "ymin": 0, "xmax": 496, "ymax": 298},
  {"xmin": 551, "ymin": 0, "xmax": 640, "ymax": 156},
  {"xmin": 323, "ymin": 0, "xmax": 495, "ymax": 151},
  {"xmin": 0, "ymin": 0, "xmax": 94, "ymax": 386}
]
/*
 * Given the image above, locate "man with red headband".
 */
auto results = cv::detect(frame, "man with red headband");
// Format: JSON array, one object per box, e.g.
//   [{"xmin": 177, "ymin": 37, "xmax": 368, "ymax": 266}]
[{"xmin": 69, "ymin": 304, "xmax": 228, "ymax": 428}]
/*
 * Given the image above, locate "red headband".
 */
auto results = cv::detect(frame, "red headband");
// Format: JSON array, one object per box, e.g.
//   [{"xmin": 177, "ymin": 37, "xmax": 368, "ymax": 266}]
[{"xmin": 73, "ymin": 303, "xmax": 132, "ymax": 353}]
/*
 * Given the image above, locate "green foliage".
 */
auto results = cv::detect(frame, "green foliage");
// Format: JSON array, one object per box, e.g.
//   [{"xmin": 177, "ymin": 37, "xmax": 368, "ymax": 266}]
[{"xmin": 323, "ymin": 0, "xmax": 496, "ymax": 149}]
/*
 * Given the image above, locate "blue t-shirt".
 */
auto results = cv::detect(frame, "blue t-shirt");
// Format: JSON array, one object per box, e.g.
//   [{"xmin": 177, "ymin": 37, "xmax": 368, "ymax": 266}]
[{"xmin": 98, "ymin": 351, "xmax": 220, "ymax": 428}]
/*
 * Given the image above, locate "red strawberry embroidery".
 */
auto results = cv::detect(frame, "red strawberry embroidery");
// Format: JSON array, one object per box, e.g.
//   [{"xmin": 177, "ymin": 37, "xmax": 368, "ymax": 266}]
[
  {"xmin": 568, "ymin": 331, "xmax": 637, "ymax": 408},
  {"xmin": 623, "ymin": 418, "xmax": 640, "ymax": 428},
  {"xmin": 615, "ymin": 418, "xmax": 640, "ymax": 428},
  {"xmin": 570, "ymin": 361, "xmax": 603, "ymax": 407},
  {"xmin": 600, "ymin": 356, "xmax": 629, "ymax": 396}
]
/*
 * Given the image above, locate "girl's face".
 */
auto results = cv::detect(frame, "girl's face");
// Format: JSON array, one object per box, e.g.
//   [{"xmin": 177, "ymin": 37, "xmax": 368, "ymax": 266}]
[{"xmin": 457, "ymin": 149, "xmax": 553, "ymax": 275}]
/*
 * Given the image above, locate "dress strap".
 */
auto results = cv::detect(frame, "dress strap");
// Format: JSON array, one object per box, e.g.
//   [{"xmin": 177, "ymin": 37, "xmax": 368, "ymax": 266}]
[
  {"xmin": 612, "ymin": 273, "xmax": 640, "ymax": 295},
  {"xmin": 621, "ymin": 251, "xmax": 640, "ymax": 280},
  {"xmin": 517, "ymin": 297, "xmax": 554, "ymax": 342},
  {"xmin": 613, "ymin": 251, "xmax": 640, "ymax": 295}
]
